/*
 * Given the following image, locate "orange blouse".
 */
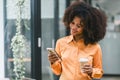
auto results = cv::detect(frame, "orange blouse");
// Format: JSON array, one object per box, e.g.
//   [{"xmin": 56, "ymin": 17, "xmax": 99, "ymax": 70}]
[{"xmin": 51, "ymin": 35, "xmax": 103, "ymax": 80}]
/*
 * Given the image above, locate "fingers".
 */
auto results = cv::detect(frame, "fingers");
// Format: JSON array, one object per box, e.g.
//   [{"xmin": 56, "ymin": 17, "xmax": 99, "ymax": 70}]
[
  {"xmin": 48, "ymin": 53, "xmax": 59, "ymax": 64},
  {"xmin": 82, "ymin": 64, "xmax": 93, "ymax": 74}
]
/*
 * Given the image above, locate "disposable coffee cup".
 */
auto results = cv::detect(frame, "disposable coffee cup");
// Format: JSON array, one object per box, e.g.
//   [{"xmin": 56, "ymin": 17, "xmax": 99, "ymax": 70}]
[{"xmin": 79, "ymin": 57, "xmax": 89, "ymax": 72}]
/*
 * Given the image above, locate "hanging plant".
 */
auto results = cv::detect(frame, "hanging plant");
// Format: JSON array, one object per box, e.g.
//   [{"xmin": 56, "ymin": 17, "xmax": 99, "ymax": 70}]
[
  {"xmin": 11, "ymin": 34, "xmax": 27, "ymax": 80},
  {"xmin": 11, "ymin": 0, "xmax": 27, "ymax": 79}
]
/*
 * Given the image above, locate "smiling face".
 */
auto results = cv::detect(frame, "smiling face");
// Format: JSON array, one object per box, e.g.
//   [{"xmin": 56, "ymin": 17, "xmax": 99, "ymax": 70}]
[{"xmin": 70, "ymin": 16, "xmax": 84, "ymax": 37}]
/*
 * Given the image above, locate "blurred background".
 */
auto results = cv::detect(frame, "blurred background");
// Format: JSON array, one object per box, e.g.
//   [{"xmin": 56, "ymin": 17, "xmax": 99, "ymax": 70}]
[{"xmin": 0, "ymin": 0, "xmax": 120, "ymax": 80}]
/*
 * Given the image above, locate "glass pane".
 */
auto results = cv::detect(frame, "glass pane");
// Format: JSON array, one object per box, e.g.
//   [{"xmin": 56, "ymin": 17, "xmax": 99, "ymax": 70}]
[
  {"xmin": 59, "ymin": 0, "xmax": 66, "ymax": 37},
  {"xmin": 41, "ymin": 0, "xmax": 54, "ymax": 79},
  {"xmin": 41, "ymin": 0, "xmax": 66, "ymax": 80},
  {"xmin": 92, "ymin": 0, "xmax": 120, "ymax": 75},
  {"xmin": 4, "ymin": 0, "xmax": 31, "ymax": 79}
]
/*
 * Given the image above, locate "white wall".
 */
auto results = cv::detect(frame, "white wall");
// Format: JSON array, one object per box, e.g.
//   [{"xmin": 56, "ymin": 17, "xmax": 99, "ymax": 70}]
[{"xmin": 0, "ymin": 0, "xmax": 5, "ymax": 78}]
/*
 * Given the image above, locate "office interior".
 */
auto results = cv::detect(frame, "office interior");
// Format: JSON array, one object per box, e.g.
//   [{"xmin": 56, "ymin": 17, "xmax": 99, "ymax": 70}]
[{"xmin": 0, "ymin": 0, "xmax": 120, "ymax": 80}]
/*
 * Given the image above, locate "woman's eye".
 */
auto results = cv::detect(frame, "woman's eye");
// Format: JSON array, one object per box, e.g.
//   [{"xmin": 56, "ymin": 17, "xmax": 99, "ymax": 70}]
[
  {"xmin": 71, "ymin": 22, "xmax": 74, "ymax": 24},
  {"xmin": 77, "ymin": 25, "xmax": 81, "ymax": 28}
]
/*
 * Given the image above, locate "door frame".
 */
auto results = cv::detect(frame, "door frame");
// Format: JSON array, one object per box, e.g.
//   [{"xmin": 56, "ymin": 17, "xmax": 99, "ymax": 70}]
[{"xmin": 31, "ymin": 0, "xmax": 41, "ymax": 80}]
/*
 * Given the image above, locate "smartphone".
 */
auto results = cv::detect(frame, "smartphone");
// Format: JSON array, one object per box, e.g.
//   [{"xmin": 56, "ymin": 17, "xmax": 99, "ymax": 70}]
[
  {"xmin": 46, "ymin": 48, "xmax": 62, "ymax": 61},
  {"xmin": 46, "ymin": 48, "xmax": 57, "ymax": 54}
]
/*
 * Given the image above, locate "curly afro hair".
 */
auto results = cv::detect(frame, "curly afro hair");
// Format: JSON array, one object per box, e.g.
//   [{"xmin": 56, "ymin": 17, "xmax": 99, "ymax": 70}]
[{"xmin": 63, "ymin": 1, "xmax": 107, "ymax": 45}]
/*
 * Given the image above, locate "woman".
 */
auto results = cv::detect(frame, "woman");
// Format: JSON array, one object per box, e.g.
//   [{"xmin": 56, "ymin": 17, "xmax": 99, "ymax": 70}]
[{"xmin": 48, "ymin": 1, "xmax": 107, "ymax": 80}]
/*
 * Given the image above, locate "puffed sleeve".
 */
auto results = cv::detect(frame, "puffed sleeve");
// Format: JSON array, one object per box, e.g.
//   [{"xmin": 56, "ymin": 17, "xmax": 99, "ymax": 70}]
[
  {"xmin": 92, "ymin": 44, "xmax": 103, "ymax": 79},
  {"xmin": 50, "ymin": 39, "xmax": 62, "ymax": 75}
]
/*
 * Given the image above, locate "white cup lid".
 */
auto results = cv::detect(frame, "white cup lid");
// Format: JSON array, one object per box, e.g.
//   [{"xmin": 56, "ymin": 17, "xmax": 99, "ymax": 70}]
[{"xmin": 79, "ymin": 58, "xmax": 88, "ymax": 62}]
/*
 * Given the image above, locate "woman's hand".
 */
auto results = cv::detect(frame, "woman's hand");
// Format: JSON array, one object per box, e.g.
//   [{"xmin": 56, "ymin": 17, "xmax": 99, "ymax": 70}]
[
  {"xmin": 82, "ymin": 64, "xmax": 93, "ymax": 76},
  {"xmin": 48, "ymin": 53, "xmax": 59, "ymax": 64}
]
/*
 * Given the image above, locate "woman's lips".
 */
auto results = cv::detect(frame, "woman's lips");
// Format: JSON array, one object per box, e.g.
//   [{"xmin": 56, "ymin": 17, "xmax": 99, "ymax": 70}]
[{"xmin": 71, "ymin": 30, "xmax": 77, "ymax": 33}]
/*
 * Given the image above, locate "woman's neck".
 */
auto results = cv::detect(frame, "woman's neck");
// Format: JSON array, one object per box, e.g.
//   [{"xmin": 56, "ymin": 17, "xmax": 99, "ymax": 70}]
[{"xmin": 73, "ymin": 34, "xmax": 83, "ymax": 42}]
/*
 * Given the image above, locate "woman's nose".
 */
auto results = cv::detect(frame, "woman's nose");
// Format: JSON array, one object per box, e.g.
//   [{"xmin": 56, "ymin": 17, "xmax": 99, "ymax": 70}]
[{"xmin": 71, "ymin": 24, "xmax": 77, "ymax": 29}]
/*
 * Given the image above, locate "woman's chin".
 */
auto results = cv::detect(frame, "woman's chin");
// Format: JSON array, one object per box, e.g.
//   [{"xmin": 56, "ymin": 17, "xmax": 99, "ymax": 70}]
[{"xmin": 71, "ymin": 33, "xmax": 77, "ymax": 36}]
